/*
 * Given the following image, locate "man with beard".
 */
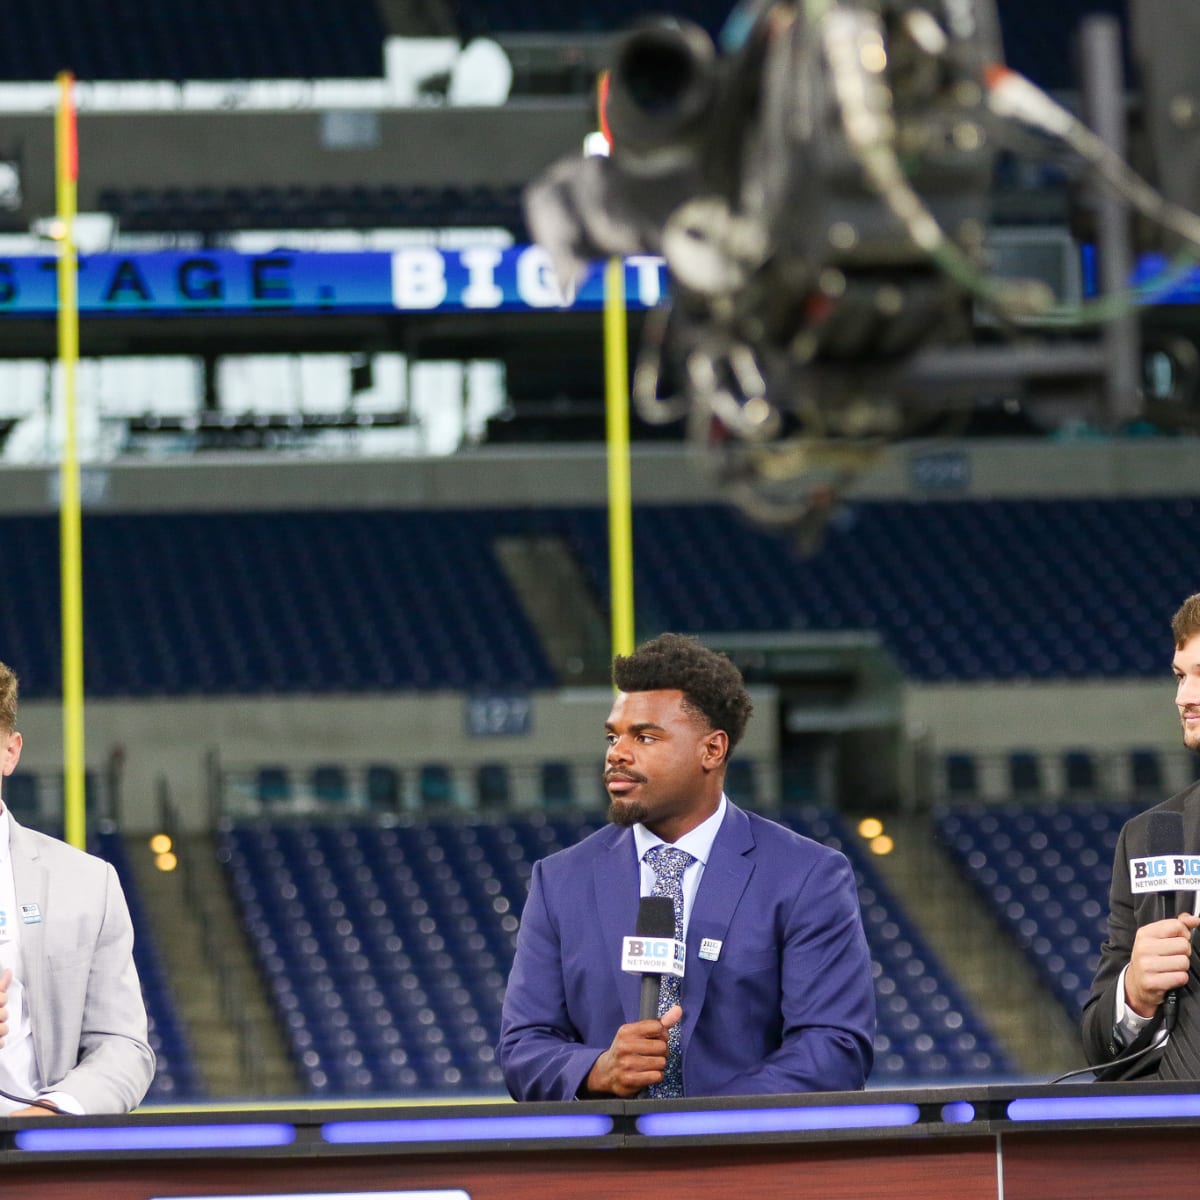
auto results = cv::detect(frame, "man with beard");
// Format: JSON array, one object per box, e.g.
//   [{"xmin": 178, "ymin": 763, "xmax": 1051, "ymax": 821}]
[
  {"xmin": 1083, "ymin": 594, "xmax": 1200, "ymax": 1078},
  {"xmin": 498, "ymin": 633, "xmax": 874, "ymax": 1101}
]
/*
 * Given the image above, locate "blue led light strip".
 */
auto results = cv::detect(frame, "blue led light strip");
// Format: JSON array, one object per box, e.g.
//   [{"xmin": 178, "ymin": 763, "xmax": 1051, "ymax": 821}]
[
  {"xmin": 637, "ymin": 1103, "xmax": 921, "ymax": 1137},
  {"xmin": 15, "ymin": 1122, "xmax": 296, "ymax": 1153},
  {"xmin": 322, "ymin": 1114, "xmax": 614, "ymax": 1145},
  {"xmin": 1009, "ymin": 1094, "xmax": 1200, "ymax": 1122}
]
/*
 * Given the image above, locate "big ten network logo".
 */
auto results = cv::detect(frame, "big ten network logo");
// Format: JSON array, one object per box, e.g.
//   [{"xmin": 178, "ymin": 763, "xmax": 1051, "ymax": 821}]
[
  {"xmin": 621, "ymin": 936, "xmax": 686, "ymax": 977},
  {"xmin": 390, "ymin": 245, "xmax": 665, "ymax": 311},
  {"xmin": 1130, "ymin": 855, "xmax": 1200, "ymax": 892}
]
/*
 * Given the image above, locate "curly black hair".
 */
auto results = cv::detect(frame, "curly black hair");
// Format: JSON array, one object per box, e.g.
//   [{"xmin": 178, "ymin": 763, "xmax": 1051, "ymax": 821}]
[{"xmin": 612, "ymin": 633, "xmax": 753, "ymax": 752}]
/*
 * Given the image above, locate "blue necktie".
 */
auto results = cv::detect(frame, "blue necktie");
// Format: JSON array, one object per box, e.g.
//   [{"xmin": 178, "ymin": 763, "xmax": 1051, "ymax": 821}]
[{"xmin": 643, "ymin": 843, "xmax": 694, "ymax": 1099}]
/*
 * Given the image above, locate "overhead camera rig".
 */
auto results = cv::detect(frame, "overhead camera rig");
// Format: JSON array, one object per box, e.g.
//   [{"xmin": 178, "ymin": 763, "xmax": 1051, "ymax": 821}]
[{"xmin": 526, "ymin": 0, "xmax": 1197, "ymax": 532}]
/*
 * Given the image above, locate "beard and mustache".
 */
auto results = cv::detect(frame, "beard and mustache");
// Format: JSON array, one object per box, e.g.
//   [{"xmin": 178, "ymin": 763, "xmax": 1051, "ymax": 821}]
[{"xmin": 605, "ymin": 769, "xmax": 649, "ymax": 827}]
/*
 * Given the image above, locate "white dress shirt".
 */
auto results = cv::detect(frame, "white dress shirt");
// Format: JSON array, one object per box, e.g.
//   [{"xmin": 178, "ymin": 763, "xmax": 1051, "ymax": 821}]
[{"xmin": 633, "ymin": 794, "xmax": 727, "ymax": 939}]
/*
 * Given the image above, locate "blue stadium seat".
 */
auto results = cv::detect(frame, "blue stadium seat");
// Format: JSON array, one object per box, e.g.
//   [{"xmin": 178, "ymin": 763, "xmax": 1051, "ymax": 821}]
[
  {"xmin": 256, "ymin": 767, "xmax": 291, "ymax": 809},
  {"xmin": 944, "ymin": 754, "xmax": 979, "ymax": 801},
  {"xmin": 540, "ymin": 761, "xmax": 573, "ymax": 808},
  {"xmin": 3, "ymin": 773, "xmax": 39, "ymax": 826},
  {"xmin": 1062, "ymin": 751, "xmax": 1099, "ymax": 798},
  {"xmin": 475, "ymin": 763, "xmax": 511, "ymax": 809},
  {"xmin": 724, "ymin": 759, "xmax": 758, "ymax": 806},
  {"xmin": 1129, "ymin": 748, "xmax": 1163, "ymax": 798},
  {"xmin": 366, "ymin": 764, "xmax": 402, "ymax": 812},
  {"xmin": 1008, "ymin": 751, "xmax": 1042, "ymax": 799},
  {"xmin": 311, "ymin": 765, "xmax": 349, "ymax": 807},
  {"xmin": 419, "ymin": 764, "xmax": 456, "ymax": 808}
]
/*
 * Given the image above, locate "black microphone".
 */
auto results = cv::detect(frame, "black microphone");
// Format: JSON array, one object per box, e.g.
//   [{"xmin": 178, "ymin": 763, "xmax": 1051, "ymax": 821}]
[
  {"xmin": 635, "ymin": 896, "xmax": 676, "ymax": 1021},
  {"xmin": 1147, "ymin": 810, "xmax": 1186, "ymax": 1033},
  {"xmin": 1051, "ymin": 811, "xmax": 1189, "ymax": 1083}
]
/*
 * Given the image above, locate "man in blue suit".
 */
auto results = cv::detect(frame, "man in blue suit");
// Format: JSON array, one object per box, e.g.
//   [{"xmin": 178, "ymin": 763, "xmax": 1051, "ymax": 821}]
[{"xmin": 498, "ymin": 633, "xmax": 875, "ymax": 1101}]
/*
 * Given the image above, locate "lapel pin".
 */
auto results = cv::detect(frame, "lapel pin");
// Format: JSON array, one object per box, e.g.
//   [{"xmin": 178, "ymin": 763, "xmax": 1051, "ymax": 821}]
[{"xmin": 699, "ymin": 937, "xmax": 722, "ymax": 962}]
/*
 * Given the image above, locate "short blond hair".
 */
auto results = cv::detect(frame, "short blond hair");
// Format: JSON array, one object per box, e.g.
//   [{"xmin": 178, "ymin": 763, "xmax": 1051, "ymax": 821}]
[
  {"xmin": 0, "ymin": 661, "xmax": 15, "ymax": 735},
  {"xmin": 1173, "ymin": 594, "xmax": 1200, "ymax": 649}
]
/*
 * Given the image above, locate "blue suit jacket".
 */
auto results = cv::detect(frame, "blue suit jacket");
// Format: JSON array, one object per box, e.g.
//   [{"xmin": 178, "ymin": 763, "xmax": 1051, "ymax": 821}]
[{"xmin": 498, "ymin": 802, "xmax": 875, "ymax": 1100}]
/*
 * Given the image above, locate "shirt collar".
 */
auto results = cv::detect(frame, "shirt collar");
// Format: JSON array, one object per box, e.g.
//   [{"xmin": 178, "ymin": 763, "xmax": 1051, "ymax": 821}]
[{"xmin": 634, "ymin": 793, "xmax": 727, "ymax": 867}]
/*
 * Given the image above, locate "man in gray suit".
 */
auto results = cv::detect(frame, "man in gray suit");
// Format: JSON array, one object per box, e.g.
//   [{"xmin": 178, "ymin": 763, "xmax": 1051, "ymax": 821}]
[{"xmin": 0, "ymin": 661, "xmax": 154, "ymax": 1114}]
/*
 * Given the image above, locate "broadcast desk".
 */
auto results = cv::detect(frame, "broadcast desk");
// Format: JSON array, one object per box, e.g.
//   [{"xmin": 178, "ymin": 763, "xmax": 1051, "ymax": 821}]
[{"xmin": 2, "ymin": 1082, "xmax": 1197, "ymax": 1200}]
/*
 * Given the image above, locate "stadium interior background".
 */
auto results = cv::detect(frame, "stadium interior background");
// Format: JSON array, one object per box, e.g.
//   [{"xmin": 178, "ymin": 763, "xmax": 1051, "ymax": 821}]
[{"xmin": 0, "ymin": 0, "xmax": 1184, "ymax": 1100}]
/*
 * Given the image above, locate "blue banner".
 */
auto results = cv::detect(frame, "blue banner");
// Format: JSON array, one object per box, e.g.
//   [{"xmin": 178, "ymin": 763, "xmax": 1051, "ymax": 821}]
[{"xmin": 0, "ymin": 246, "xmax": 668, "ymax": 318}]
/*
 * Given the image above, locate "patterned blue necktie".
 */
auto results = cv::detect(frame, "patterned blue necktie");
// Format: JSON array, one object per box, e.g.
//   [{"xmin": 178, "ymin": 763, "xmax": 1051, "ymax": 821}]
[{"xmin": 643, "ymin": 843, "xmax": 694, "ymax": 1099}]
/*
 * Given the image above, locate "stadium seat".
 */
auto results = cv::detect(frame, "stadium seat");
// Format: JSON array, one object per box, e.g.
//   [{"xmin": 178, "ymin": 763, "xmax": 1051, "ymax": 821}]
[
  {"xmin": 475, "ymin": 763, "xmax": 511, "ymax": 809},
  {"xmin": 419, "ymin": 764, "xmax": 456, "ymax": 808},
  {"xmin": 256, "ymin": 767, "xmax": 291, "ymax": 809},
  {"xmin": 724, "ymin": 758, "xmax": 758, "ymax": 806},
  {"xmin": 311, "ymin": 765, "xmax": 349, "ymax": 807},
  {"xmin": 540, "ymin": 761, "xmax": 574, "ymax": 808},
  {"xmin": 1008, "ymin": 751, "xmax": 1042, "ymax": 799},
  {"xmin": 366, "ymin": 765, "xmax": 402, "ymax": 812},
  {"xmin": 1129, "ymin": 748, "xmax": 1163, "ymax": 798},
  {"xmin": 4, "ymin": 773, "xmax": 39, "ymax": 825},
  {"xmin": 1062, "ymin": 751, "xmax": 1099, "ymax": 798},
  {"xmin": 944, "ymin": 754, "xmax": 979, "ymax": 801}
]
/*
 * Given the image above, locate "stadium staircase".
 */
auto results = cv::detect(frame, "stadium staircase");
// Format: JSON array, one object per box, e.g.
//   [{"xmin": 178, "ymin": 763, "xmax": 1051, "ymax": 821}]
[
  {"xmin": 493, "ymin": 534, "xmax": 610, "ymax": 683},
  {"xmin": 871, "ymin": 813, "xmax": 1083, "ymax": 1078},
  {"xmin": 128, "ymin": 833, "xmax": 299, "ymax": 1099}
]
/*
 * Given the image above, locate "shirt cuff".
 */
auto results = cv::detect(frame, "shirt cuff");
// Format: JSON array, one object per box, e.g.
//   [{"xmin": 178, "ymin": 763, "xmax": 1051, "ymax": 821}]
[
  {"xmin": 38, "ymin": 1091, "xmax": 84, "ymax": 1115},
  {"xmin": 1113, "ymin": 963, "xmax": 1155, "ymax": 1046}
]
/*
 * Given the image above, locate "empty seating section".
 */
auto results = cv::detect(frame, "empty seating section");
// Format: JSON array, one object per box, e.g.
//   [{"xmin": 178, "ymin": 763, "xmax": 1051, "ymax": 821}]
[
  {"xmin": 934, "ymin": 802, "xmax": 1136, "ymax": 1020},
  {"xmin": 92, "ymin": 828, "xmax": 202, "ymax": 1100},
  {"xmin": 0, "ymin": 498, "xmax": 1192, "ymax": 699},
  {"xmin": 939, "ymin": 748, "xmax": 1173, "ymax": 805},
  {"xmin": 800, "ymin": 811, "xmax": 1010, "ymax": 1082},
  {"xmin": 449, "ymin": 0, "xmax": 733, "ymax": 37},
  {"xmin": 0, "ymin": 0, "xmax": 386, "ymax": 81},
  {"xmin": 0, "ymin": 0, "xmax": 1117, "ymax": 89},
  {"xmin": 220, "ymin": 811, "xmax": 1008, "ymax": 1097},
  {"xmin": 0, "ymin": 510, "xmax": 556, "ymax": 698},
  {"xmin": 96, "ymin": 183, "xmax": 528, "ymax": 236}
]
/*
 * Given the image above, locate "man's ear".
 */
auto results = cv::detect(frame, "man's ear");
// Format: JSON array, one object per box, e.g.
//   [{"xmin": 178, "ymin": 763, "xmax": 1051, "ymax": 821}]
[
  {"xmin": 1, "ymin": 731, "xmax": 22, "ymax": 778},
  {"xmin": 701, "ymin": 729, "xmax": 729, "ymax": 772}
]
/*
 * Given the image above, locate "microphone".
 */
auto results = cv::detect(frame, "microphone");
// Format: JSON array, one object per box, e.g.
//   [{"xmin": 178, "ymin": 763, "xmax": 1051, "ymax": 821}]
[
  {"xmin": 1146, "ymin": 810, "xmax": 1187, "ymax": 1033},
  {"xmin": 1052, "ymin": 810, "xmax": 1191, "ymax": 1083},
  {"xmin": 622, "ymin": 896, "xmax": 679, "ymax": 1021}
]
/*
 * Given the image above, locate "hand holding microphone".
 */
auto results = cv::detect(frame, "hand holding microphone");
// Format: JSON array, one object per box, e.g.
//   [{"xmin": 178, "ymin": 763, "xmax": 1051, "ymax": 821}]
[
  {"xmin": 1126, "ymin": 912, "xmax": 1200, "ymax": 1019},
  {"xmin": 583, "ymin": 1004, "xmax": 683, "ymax": 1098},
  {"xmin": 583, "ymin": 896, "xmax": 687, "ymax": 1097},
  {"xmin": 1126, "ymin": 810, "xmax": 1198, "ymax": 1025}
]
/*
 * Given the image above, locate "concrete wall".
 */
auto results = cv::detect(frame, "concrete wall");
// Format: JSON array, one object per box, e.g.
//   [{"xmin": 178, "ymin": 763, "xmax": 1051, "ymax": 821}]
[
  {"xmin": 11, "ymin": 685, "xmax": 779, "ymax": 832},
  {"xmin": 1, "ymin": 436, "xmax": 1199, "ymax": 516}
]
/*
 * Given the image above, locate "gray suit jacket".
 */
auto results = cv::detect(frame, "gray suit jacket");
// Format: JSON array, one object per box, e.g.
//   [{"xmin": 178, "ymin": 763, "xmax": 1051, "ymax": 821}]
[{"xmin": 11, "ymin": 818, "xmax": 156, "ymax": 1112}]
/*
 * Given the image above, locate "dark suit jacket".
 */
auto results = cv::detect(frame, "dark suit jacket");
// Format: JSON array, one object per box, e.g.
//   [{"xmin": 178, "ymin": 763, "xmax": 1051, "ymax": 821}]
[
  {"xmin": 497, "ymin": 801, "xmax": 875, "ymax": 1101},
  {"xmin": 1081, "ymin": 781, "xmax": 1200, "ymax": 1079}
]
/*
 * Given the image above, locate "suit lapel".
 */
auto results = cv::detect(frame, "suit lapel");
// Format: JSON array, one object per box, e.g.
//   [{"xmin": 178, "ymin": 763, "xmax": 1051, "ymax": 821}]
[
  {"xmin": 683, "ymin": 803, "xmax": 755, "ymax": 1038},
  {"xmin": 9, "ymin": 822, "xmax": 48, "ymax": 1085},
  {"xmin": 594, "ymin": 826, "xmax": 641, "ymax": 1022}
]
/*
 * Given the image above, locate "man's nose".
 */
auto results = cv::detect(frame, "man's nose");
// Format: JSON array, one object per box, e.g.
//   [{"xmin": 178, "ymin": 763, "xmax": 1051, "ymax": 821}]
[{"xmin": 607, "ymin": 736, "xmax": 631, "ymax": 763}]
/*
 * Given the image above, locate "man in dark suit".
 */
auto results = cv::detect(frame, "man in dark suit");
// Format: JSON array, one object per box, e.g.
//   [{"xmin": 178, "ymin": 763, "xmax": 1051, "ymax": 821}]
[
  {"xmin": 1083, "ymin": 594, "xmax": 1200, "ymax": 1078},
  {"xmin": 498, "ymin": 633, "xmax": 875, "ymax": 1101}
]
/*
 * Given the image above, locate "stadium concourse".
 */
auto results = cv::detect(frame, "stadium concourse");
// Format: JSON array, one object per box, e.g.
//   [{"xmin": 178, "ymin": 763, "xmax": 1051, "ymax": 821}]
[{"xmin": 0, "ymin": 0, "xmax": 1185, "ymax": 1106}]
